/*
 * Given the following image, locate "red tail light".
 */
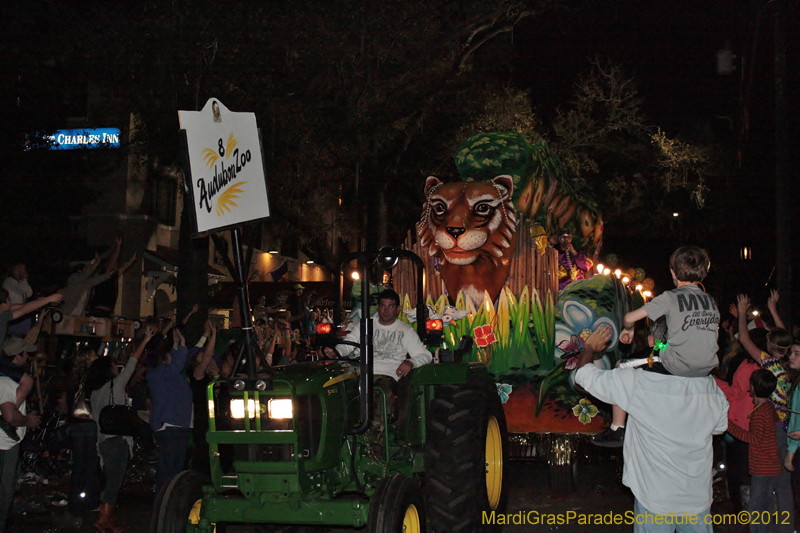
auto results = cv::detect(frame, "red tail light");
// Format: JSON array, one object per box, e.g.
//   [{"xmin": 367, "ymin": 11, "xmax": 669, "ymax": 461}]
[{"xmin": 426, "ymin": 319, "xmax": 443, "ymax": 332}]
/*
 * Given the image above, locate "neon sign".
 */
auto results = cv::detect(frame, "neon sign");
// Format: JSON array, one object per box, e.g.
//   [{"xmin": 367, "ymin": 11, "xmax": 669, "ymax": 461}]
[{"xmin": 45, "ymin": 128, "xmax": 121, "ymax": 150}]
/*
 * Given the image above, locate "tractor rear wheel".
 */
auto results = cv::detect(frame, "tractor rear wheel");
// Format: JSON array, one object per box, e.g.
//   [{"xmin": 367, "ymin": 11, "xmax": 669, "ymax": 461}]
[
  {"xmin": 150, "ymin": 470, "xmax": 215, "ymax": 533},
  {"xmin": 425, "ymin": 376, "xmax": 509, "ymax": 532},
  {"xmin": 367, "ymin": 473, "xmax": 427, "ymax": 533}
]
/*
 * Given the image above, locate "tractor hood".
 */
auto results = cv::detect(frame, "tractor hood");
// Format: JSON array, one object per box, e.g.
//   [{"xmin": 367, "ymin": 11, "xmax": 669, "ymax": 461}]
[{"xmin": 270, "ymin": 360, "xmax": 361, "ymax": 396}]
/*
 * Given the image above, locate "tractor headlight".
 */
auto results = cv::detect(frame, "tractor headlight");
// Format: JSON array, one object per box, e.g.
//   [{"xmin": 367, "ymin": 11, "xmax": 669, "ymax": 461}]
[
  {"xmin": 230, "ymin": 399, "xmax": 259, "ymax": 419},
  {"xmin": 229, "ymin": 398, "xmax": 292, "ymax": 419},
  {"xmin": 268, "ymin": 398, "xmax": 293, "ymax": 420}
]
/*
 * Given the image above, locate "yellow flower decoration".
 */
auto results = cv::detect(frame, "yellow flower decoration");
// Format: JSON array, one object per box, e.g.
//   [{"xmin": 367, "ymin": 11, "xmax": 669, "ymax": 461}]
[
  {"xmin": 224, "ymin": 133, "xmax": 238, "ymax": 158},
  {"xmin": 572, "ymin": 398, "xmax": 598, "ymax": 425},
  {"xmin": 215, "ymin": 182, "xmax": 248, "ymax": 216},
  {"xmin": 202, "ymin": 148, "xmax": 219, "ymax": 168}
]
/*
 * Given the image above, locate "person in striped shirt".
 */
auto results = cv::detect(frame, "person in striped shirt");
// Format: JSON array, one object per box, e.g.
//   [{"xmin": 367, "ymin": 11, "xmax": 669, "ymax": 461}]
[{"xmin": 727, "ymin": 369, "xmax": 793, "ymax": 532}]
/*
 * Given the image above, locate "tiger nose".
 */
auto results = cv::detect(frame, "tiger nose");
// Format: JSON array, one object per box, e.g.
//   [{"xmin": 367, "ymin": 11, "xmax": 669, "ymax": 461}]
[{"xmin": 446, "ymin": 227, "xmax": 466, "ymax": 238}]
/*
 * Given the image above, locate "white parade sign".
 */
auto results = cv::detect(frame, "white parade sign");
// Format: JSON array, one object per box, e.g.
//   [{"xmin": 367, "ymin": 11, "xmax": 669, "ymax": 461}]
[{"xmin": 179, "ymin": 98, "xmax": 270, "ymax": 234}]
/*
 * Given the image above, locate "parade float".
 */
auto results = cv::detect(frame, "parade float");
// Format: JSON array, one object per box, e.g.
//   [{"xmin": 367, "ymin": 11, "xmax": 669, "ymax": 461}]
[{"xmin": 390, "ymin": 131, "xmax": 644, "ymax": 492}]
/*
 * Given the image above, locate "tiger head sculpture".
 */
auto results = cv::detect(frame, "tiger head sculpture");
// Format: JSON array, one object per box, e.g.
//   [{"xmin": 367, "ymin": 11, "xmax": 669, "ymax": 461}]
[{"xmin": 417, "ymin": 175, "xmax": 518, "ymax": 305}]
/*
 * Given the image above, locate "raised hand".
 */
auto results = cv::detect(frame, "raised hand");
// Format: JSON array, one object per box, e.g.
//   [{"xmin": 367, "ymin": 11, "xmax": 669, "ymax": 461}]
[
  {"xmin": 768, "ymin": 289, "xmax": 779, "ymax": 309},
  {"xmin": 736, "ymin": 294, "xmax": 750, "ymax": 317}
]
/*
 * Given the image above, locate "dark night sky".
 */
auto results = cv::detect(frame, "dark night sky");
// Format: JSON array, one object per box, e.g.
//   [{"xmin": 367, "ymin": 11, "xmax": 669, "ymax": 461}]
[
  {"xmin": 4, "ymin": 1, "xmax": 797, "ymax": 316},
  {"xmin": 512, "ymin": 0, "xmax": 800, "ymax": 313}
]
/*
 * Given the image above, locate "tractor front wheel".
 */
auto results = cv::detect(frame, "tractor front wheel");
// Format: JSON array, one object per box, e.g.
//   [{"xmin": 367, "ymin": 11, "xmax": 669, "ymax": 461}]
[
  {"xmin": 150, "ymin": 470, "xmax": 215, "ymax": 533},
  {"xmin": 367, "ymin": 473, "xmax": 427, "ymax": 533}
]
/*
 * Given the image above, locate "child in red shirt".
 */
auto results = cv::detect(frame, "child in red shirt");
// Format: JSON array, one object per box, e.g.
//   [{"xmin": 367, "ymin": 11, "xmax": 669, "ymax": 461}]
[{"xmin": 727, "ymin": 369, "xmax": 793, "ymax": 532}]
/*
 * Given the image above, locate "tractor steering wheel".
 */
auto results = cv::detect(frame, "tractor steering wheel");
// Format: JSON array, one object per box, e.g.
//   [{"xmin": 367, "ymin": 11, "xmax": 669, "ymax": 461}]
[{"xmin": 321, "ymin": 340, "xmax": 361, "ymax": 361}]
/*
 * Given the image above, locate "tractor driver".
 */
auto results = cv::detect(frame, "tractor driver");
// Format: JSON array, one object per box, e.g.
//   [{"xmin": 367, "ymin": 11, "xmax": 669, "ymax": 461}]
[{"xmin": 323, "ymin": 289, "xmax": 431, "ymax": 427}]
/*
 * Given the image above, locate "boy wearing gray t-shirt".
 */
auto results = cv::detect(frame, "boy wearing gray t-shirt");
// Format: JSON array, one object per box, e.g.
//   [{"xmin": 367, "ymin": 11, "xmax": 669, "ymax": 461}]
[{"xmin": 620, "ymin": 246, "xmax": 720, "ymax": 377}]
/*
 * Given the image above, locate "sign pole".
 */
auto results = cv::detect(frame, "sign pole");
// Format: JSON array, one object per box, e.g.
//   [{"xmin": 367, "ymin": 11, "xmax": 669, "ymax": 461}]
[{"xmin": 231, "ymin": 228, "xmax": 259, "ymax": 379}]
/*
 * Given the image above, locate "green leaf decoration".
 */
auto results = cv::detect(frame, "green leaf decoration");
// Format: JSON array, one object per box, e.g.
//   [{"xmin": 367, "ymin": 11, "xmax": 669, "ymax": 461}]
[{"xmin": 536, "ymin": 365, "xmax": 570, "ymax": 415}]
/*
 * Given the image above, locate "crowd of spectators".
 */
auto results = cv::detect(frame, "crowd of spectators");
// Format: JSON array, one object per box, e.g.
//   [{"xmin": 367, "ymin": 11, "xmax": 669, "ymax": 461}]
[
  {"xmin": 712, "ymin": 289, "xmax": 800, "ymax": 531},
  {"xmin": 12, "ymin": 239, "xmax": 800, "ymax": 533},
  {"xmin": 0, "ymin": 246, "xmax": 338, "ymax": 532}
]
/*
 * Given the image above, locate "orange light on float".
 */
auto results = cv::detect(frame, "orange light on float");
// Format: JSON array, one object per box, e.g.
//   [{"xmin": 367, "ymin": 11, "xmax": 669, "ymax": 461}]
[{"xmin": 426, "ymin": 319, "xmax": 444, "ymax": 332}]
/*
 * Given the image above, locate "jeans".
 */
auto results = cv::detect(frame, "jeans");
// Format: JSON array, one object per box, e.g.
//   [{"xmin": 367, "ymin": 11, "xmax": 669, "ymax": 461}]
[
  {"xmin": 0, "ymin": 444, "xmax": 20, "ymax": 533},
  {"xmin": 750, "ymin": 475, "xmax": 794, "ymax": 533},
  {"xmin": 791, "ymin": 452, "xmax": 800, "ymax": 531},
  {"xmin": 153, "ymin": 427, "xmax": 191, "ymax": 497},
  {"xmin": 632, "ymin": 499, "xmax": 712, "ymax": 533},
  {"xmin": 69, "ymin": 421, "xmax": 100, "ymax": 512},
  {"xmin": 774, "ymin": 426, "xmax": 795, "ymax": 530},
  {"xmin": 99, "ymin": 437, "xmax": 130, "ymax": 506}
]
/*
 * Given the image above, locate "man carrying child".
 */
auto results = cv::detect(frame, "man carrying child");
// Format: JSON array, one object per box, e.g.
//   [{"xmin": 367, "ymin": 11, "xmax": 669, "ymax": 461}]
[
  {"xmin": 576, "ymin": 324, "xmax": 728, "ymax": 533},
  {"xmin": 594, "ymin": 245, "xmax": 721, "ymax": 447}
]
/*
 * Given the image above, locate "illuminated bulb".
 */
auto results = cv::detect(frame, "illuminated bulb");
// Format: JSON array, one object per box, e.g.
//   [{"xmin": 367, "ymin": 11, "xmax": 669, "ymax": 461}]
[
  {"xmin": 635, "ymin": 284, "xmax": 643, "ymax": 291},
  {"xmin": 752, "ymin": 310, "xmax": 759, "ymax": 316},
  {"xmin": 306, "ymin": 260, "xmax": 314, "ymax": 264},
  {"xmin": 622, "ymin": 276, "xmax": 630, "ymax": 284},
  {"xmin": 614, "ymin": 269, "xmax": 622, "ymax": 278},
  {"xmin": 643, "ymin": 291, "xmax": 652, "ymax": 297},
  {"xmin": 351, "ymin": 271, "xmax": 360, "ymax": 280},
  {"xmin": 603, "ymin": 268, "xmax": 611, "ymax": 275},
  {"xmin": 673, "ymin": 212, "xmax": 679, "ymax": 217},
  {"xmin": 596, "ymin": 263, "xmax": 604, "ymax": 273}
]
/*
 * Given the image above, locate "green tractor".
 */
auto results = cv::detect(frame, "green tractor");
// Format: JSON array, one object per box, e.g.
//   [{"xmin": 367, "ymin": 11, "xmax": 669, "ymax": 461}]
[{"xmin": 150, "ymin": 247, "xmax": 509, "ymax": 533}]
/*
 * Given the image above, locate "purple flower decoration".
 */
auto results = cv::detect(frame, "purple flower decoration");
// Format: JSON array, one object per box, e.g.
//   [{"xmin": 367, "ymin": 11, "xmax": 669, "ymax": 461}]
[{"xmin": 557, "ymin": 334, "xmax": 583, "ymax": 370}]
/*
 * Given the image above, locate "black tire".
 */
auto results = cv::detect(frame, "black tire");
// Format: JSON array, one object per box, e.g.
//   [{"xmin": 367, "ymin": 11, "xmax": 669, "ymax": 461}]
[
  {"xmin": 367, "ymin": 473, "xmax": 427, "ymax": 533},
  {"xmin": 150, "ymin": 470, "xmax": 212, "ymax": 533},
  {"xmin": 425, "ymin": 376, "xmax": 509, "ymax": 533}
]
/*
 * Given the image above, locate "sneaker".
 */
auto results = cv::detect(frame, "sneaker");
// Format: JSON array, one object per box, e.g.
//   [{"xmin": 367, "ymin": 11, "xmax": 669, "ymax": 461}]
[
  {"xmin": 0, "ymin": 418, "xmax": 19, "ymax": 442},
  {"xmin": 592, "ymin": 426, "xmax": 625, "ymax": 448}
]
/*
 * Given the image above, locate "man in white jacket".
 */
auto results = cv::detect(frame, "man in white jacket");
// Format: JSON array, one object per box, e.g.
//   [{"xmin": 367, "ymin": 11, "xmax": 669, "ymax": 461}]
[{"xmin": 325, "ymin": 289, "xmax": 431, "ymax": 424}]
